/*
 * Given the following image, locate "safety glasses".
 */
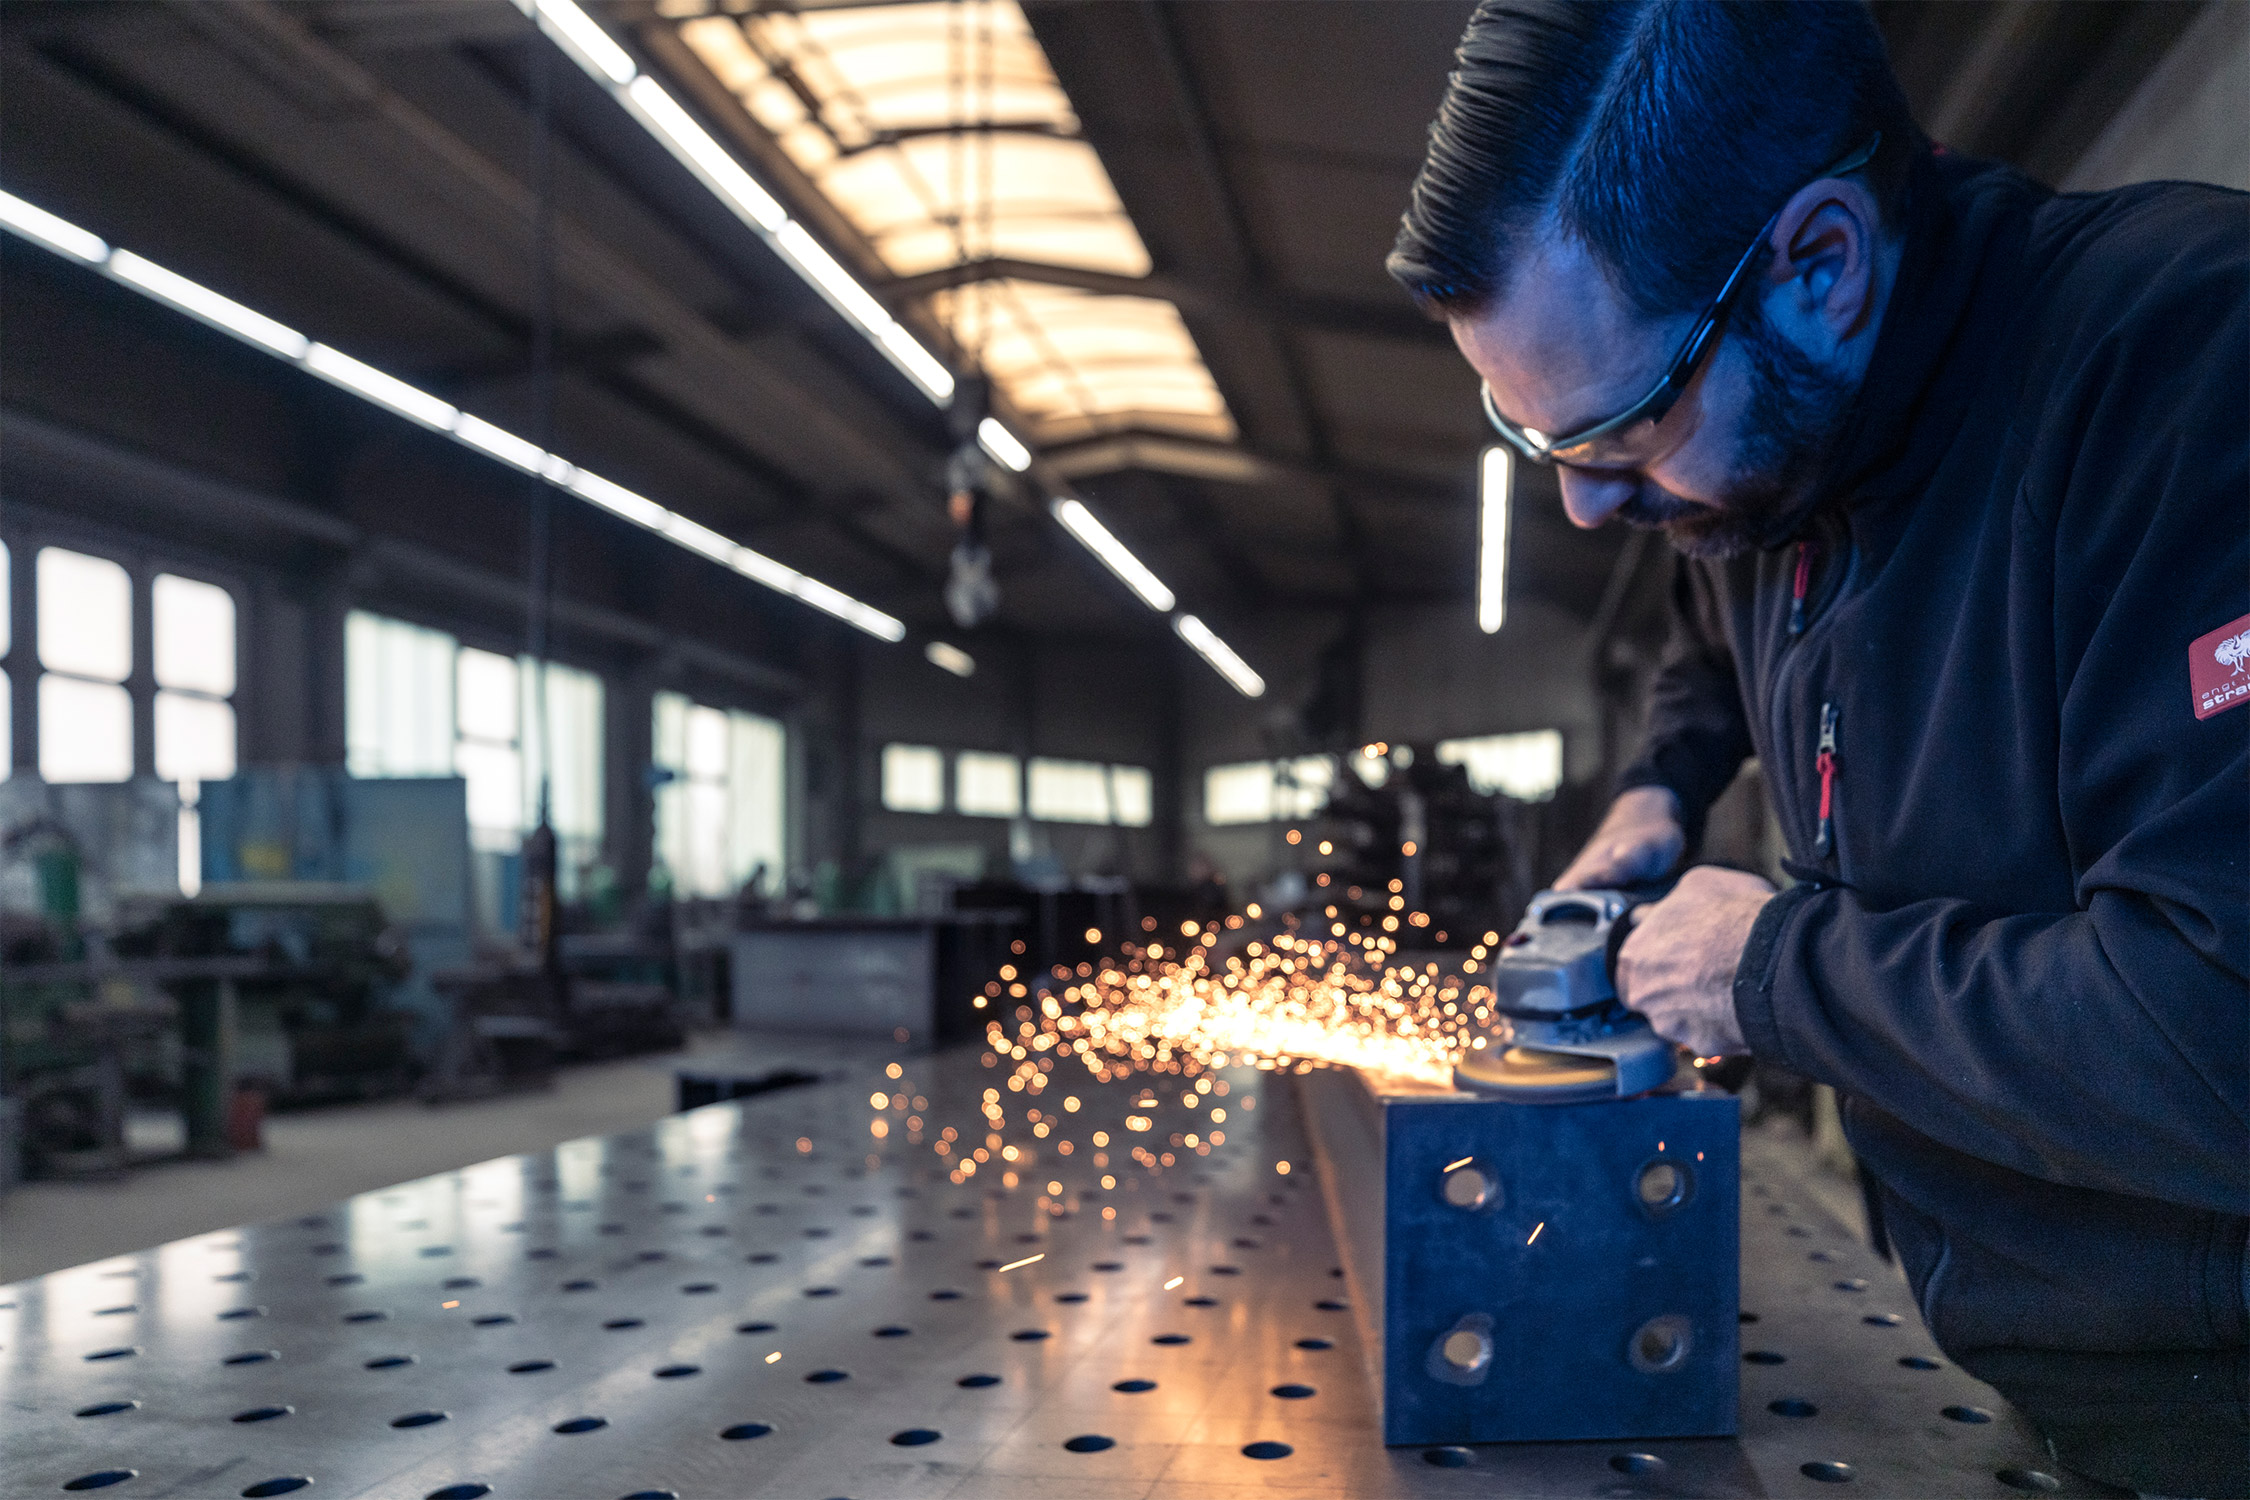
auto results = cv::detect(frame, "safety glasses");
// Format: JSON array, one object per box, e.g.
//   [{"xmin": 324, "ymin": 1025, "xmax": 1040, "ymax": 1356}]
[{"xmin": 1481, "ymin": 134, "xmax": 1881, "ymax": 469}]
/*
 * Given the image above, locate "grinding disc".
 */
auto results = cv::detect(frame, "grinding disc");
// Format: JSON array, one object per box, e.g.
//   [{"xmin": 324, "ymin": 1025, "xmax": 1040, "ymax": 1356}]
[{"xmin": 1453, "ymin": 1044, "xmax": 1620, "ymax": 1102}]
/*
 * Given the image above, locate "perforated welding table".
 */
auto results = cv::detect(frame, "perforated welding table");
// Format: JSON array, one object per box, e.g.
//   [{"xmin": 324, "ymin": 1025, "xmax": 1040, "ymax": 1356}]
[{"xmin": 3, "ymin": 1043, "xmax": 2112, "ymax": 1499}]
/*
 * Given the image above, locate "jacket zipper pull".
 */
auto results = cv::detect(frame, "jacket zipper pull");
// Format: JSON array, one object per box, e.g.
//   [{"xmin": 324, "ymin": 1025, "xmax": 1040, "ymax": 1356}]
[
  {"xmin": 1815, "ymin": 700, "xmax": 1839, "ymax": 856},
  {"xmin": 1788, "ymin": 540, "xmax": 1813, "ymax": 637}
]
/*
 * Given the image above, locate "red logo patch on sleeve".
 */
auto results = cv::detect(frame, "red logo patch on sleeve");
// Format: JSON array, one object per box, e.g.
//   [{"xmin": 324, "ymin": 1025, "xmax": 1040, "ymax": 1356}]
[{"xmin": 2190, "ymin": 613, "xmax": 2250, "ymax": 720}]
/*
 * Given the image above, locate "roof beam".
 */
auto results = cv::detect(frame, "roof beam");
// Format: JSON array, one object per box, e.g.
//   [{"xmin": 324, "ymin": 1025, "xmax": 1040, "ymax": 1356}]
[{"xmin": 878, "ymin": 254, "xmax": 1449, "ymax": 348}]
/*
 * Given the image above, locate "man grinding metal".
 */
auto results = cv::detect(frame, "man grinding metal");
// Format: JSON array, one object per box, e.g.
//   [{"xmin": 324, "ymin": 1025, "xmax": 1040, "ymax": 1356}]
[{"xmin": 1389, "ymin": 2, "xmax": 2247, "ymax": 1493}]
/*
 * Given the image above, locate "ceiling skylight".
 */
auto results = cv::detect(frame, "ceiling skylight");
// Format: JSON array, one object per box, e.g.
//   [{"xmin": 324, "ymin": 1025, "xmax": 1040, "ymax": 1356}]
[{"xmin": 663, "ymin": 0, "xmax": 1235, "ymax": 448}]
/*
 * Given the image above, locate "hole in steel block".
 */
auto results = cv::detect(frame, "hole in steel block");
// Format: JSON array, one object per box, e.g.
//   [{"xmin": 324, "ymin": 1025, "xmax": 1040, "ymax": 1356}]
[
  {"xmin": 1152, "ymin": 1334, "xmax": 1190, "ymax": 1345},
  {"xmin": 241, "ymin": 1480, "xmax": 311, "ymax": 1497},
  {"xmin": 737, "ymin": 1321, "xmax": 776, "ymax": 1334},
  {"xmin": 1012, "ymin": 1329, "xmax": 1051, "ymax": 1341},
  {"xmin": 1942, "ymin": 1405, "xmax": 1993, "ymax": 1424},
  {"xmin": 1799, "ymin": 1460, "xmax": 1855, "ymax": 1483},
  {"xmin": 680, "ymin": 1283, "xmax": 717, "ymax": 1295},
  {"xmin": 1996, "ymin": 1469, "xmax": 2062, "ymax": 1493},
  {"xmin": 343, "ymin": 1311, "xmax": 387, "ymax": 1323},
  {"xmin": 1833, "ymin": 1279, "xmax": 1869, "ymax": 1293},
  {"xmin": 219, "ymin": 1307, "xmax": 264, "ymax": 1321},
  {"xmin": 471, "ymin": 1315, "xmax": 514, "ymax": 1327},
  {"xmin": 804, "ymin": 1369, "xmax": 848, "ymax": 1383},
  {"xmin": 553, "ymin": 1417, "xmax": 607, "ymax": 1433},
  {"xmin": 225, "ymin": 1351, "xmax": 279, "ymax": 1366},
  {"xmin": 974, "ymin": 1259, "xmax": 1002, "ymax": 1271},
  {"xmin": 1424, "ymin": 1446, "xmax": 1473, "ymax": 1467},
  {"xmin": 1064, "ymin": 1434, "xmax": 1115, "ymax": 1453},
  {"xmin": 603, "ymin": 1319, "xmax": 643, "ymax": 1330},
  {"xmin": 95, "ymin": 1305, "xmax": 136, "ymax": 1317},
  {"xmin": 872, "ymin": 1325, "xmax": 911, "ymax": 1338},
  {"xmin": 562, "ymin": 1280, "xmax": 597, "ymax": 1292},
  {"xmin": 1184, "ymin": 1296, "xmax": 1217, "ymax": 1308},
  {"xmin": 1242, "ymin": 1441, "xmax": 1293, "ymax": 1460},
  {"xmin": 1635, "ymin": 1160, "xmax": 1692, "ymax": 1214},
  {"xmin": 1900, "ymin": 1356, "xmax": 1941, "ymax": 1370},
  {"xmin": 654, "ymin": 1364, "xmax": 700, "ymax": 1379},
  {"xmin": 746, "ymin": 1254, "xmax": 777, "ymax": 1265},
  {"xmin": 1739, "ymin": 1311, "xmax": 1760, "ymax": 1323},
  {"xmin": 508, "ymin": 1360, "xmax": 555, "ymax": 1374},
  {"xmin": 364, "ymin": 1356, "xmax": 414, "ymax": 1369},
  {"xmin": 803, "ymin": 1287, "xmax": 837, "ymax": 1298},
  {"xmin": 1808, "ymin": 1250, "xmax": 1835, "ymax": 1262},
  {"xmin": 324, "ymin": 1274, "xmax": 362, "ymax": 1286},
  {"xmin": 1441, "ymin": 1329, "xmax": 1490, "ymax": 1372},
  {"xmin": 890, "ymin": 1428, "xmax": 941, "ymax": 1446},
  {"xmin": 75, "ymin": 1402, "xmax": 139, "ymax": 1417},
  {"xmin": 64, "ymin": 1474, "xmax": 138, "ymax": 1492},
  {"xmin": 1610, "ymin": 1453, "xmax": 1666, "ymax": 1474},
  {"xmin": 930, "ymin": 1289, "xmax": 962, "ymax": 1301},
  {"xmin": 392, "ymin": 1411, "xmax": 448, "ymax": 1428},
  {"xmin": 1054, "ymin": 1293, "xmax": 1088, "ymax": 1304},
  {"xmin": 1270, "ymin": 1384, "xmax": 1315, "ymax": 1399},
  {"xmin": 957, "ymin": 1374, "xmax": 1001, "ymax": 1388},
  {"xmin": 425, "ymin": 1486, "xmax": 492, "ymax": 1500},
  {"xmin": 1294, "ymin": 1337, "xmax": 1333, "ymax": 1350},
  {"xmin": 1440, "ymin": 1159, "xmax": 1495, "ymax": 1211},
  {"xmin": 84, "ymin": 1347, "xmax": 138, "ymax": 1362},
  {"xmin": 1744, "ymin": 1350, "xmax": 1787, "ymax": 1364},
  {"xmin": 1864, "ymin": 1312, "xmax": 1903, "ymax": 1326},
  {"xmin": 1112, "ymin": 1379, "xmax": 1154, "ymax": 1392},
  {"xmin": 1629, "ymin": 1315, "xmax": 1693, "ymax": 1374},
  {"xmin": 233, "ymin": 1405, "xmax": 292, "ymax": 1423},
  {"xmin": 720, "ymin": 1423, "xmax": 773, "ymax": 1440},
  {"xmin": 442, "ymin": 1277, "xmax": 479, "ymax": 1289},
  {"xmin": 1769, "ymin": 1399, "xmax": 1819, "ymax": 1417},
  {"xmin": 1092, "ymin": 1261, "xmax": 1123, "ymax": 1271},
  {"xmin": 1123, "ymin": 1235, "xmax": 1152, "ymax": 1245},
  {"xmin": 1210, "ymin": 1265, "xmax": 1240, "ymax": 1276},
  {"xmin": 1315, "ymin": 1300, "xmax": 1347, "ymax": 1311}
]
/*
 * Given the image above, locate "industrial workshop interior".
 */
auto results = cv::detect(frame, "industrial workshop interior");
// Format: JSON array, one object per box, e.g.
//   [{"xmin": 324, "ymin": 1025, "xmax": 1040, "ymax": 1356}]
[{"xmin": 3, "ymin": 0, "xmax": 2245, "ymax": 1496}]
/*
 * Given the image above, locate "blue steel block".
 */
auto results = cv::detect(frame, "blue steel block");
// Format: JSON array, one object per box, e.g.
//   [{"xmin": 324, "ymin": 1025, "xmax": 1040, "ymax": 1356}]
[{"xmin": 1379, "ymin": 1087, "xmax": 1739, "ymax": 1444}]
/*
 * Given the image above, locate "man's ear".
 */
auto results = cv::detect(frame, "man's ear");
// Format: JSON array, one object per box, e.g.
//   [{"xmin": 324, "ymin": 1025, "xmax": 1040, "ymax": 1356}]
[{"xmin": 1763, "ymin": 179, "xmax": 1882, "ymax": 349}]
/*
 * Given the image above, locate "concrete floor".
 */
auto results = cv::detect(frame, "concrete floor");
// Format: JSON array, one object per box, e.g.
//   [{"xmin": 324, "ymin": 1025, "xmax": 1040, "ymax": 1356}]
[{"xmin": 0, "ymin": 1048, "xmax": 695, "ymax": 1285}]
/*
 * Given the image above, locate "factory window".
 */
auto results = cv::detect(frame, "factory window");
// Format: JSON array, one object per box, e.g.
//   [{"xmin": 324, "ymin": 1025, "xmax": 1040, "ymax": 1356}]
[
  {"xmin": 1026, "ymin": 758, "xmax": 1154, "ymax": 827},
  {"xmin": 36, "ymin": 546, "xmax": 134, "ymax": 783},
  {"xmin": 954, "ymin": 750, "xmax": 1021, "ymax": 819},
  {"xmin": 1202, "ymin": 756, "xmax": 1333, "ymax": 826},
  {"xmin": 1436, "ymin": 730, "xmax": 1565, "ymax": 802},
  {"xmin": 1110, "ymin": 766, "xmax": 1154, "ymax": 828},
  {"xmin": 653, "ymin": 692, "xmax": 786, "ymax": 898},
  {"xmin": 347, "ymin": 611, "xmax": 607, "ymax": 888},
  {"xmin": 152, "ymin": 574, "xmax": 239, "ymax": 897},
  {"xmin": 345, "ymin": 611, "xmax": 458, "ymax": 777},
  {"xmin": 881, "ymin": 743, "xmax": 946, "ymax": 814}
]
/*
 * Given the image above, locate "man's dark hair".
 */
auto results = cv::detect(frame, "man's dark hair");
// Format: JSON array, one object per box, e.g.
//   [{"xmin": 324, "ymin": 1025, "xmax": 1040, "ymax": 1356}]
[{"xmin": 1388, "ymin": 0, "xmax": 1923, "ymax": 319}]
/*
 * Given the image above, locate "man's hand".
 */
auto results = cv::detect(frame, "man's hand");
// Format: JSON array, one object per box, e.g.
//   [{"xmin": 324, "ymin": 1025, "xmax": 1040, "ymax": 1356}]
[
  {"xmin": 1554, "ymin": 785, "xmax": 1686, "ymax": 890},
  {"xmin": 1615, "ymin": 865, "xmax": 1774, "ymax": 1057}
]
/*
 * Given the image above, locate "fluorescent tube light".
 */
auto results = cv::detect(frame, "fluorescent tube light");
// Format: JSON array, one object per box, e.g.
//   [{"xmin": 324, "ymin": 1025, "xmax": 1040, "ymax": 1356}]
[
  {"xmin": 452, "ymin": 413, "xmax": 547, "ymax": 473},
  {"xmin": 107, "ymin": 250, "xmax": 310, "ymax": 359},
  {"xmin": 925, "ymin": 641, "xmax": 975, "ymax": 677},
  {"xmin": 512, "ymin": 0, "xmax": 954, "ymax": 406},
  {"xmin": 1049, "ymin": 497, "xmax": 1176, "ymax": 613},
  {"xmin": 0, "ymin": 186, "xmax": 912, "ymax": 645},
  {"xmin": 1478, "ymin": 445, "xmax": 1513, "ymax": 635},
  {"xmin": 0, "ymin": 189, "xmax": 108, "ymax": 263},
  {"xmin": 622, "ymin": 76, "xmax": 786, "ymax": 232},
  {"xmin": 529, "ymin": 0, "xmax": 637, "ymax": 85},
  {"xmin": 977, "ymin": 418, "xmax": 1031, "ymax": 473},
  {"xmin": 1174, "ymin": 614, "xmax": 1266, "ymax": 698},
  {"xmin": 304, "ymin": 343, "xmax": 457, "ymax": 431}
]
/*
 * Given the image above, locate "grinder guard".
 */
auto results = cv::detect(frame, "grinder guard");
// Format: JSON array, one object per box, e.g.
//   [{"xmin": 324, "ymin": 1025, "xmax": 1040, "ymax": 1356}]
[{"xmin": 1454, "ymin": 888, "xmax": 1679, "ymax": 1102}]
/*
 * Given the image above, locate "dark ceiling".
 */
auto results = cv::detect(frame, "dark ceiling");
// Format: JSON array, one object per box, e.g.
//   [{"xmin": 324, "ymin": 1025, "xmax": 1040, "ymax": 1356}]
[{"xmin": 0, "ymin": 0, "xmax": 2210, "ymax": 660}]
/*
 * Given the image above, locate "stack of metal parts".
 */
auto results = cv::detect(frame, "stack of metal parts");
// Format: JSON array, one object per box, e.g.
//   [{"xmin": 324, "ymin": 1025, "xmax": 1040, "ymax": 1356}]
[{"xmin": 1, "ymin": 1041, "xmax": 2100, "ymax": 1497}]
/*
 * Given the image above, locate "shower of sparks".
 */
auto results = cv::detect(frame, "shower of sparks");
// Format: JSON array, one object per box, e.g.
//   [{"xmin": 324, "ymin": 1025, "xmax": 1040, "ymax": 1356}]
[
  {"xmin": 997, "ymin": 1253, "xmax": 1045, "ymax": 1273},
  {"xmin": 860, "ymin": 911, "xmax": 1502, "ymax": 1197},
  {"xmin": 1163, "ymin": 1275, "xmax": 1184, "ymax": 1290},
  {"xmin": 1526, "ymin": 1221, "xmax": 1545, "ymax": 1245},
  {"xmin": 979, "ymin": 922, "xmax": 1491, "ymax": 1091}
]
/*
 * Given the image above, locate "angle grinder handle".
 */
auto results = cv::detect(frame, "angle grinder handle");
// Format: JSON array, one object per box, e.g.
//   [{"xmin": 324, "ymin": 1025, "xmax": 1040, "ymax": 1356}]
[{"xmin": 1600, "ymin": 878, "xmax": 1676, "ymax": 993}]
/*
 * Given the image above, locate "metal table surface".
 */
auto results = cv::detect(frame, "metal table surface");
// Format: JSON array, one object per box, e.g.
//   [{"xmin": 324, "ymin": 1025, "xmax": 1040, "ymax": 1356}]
[{"xmin": 3, "ymin": 1042, "xmax": 2113, "ymax": 1499}]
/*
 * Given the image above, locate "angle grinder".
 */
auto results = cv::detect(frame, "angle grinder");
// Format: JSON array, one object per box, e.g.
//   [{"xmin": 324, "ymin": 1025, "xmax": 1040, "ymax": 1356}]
[{"xmin": 1452, "ymin": 887, "xmax": 1679, "ymax": 1103}]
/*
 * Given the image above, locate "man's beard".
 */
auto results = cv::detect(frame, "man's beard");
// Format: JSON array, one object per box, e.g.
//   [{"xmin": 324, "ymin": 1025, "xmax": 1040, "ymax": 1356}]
[{"xmin": 1619, "ymin": 309, "xmax": 1856, "ymax": 559}]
